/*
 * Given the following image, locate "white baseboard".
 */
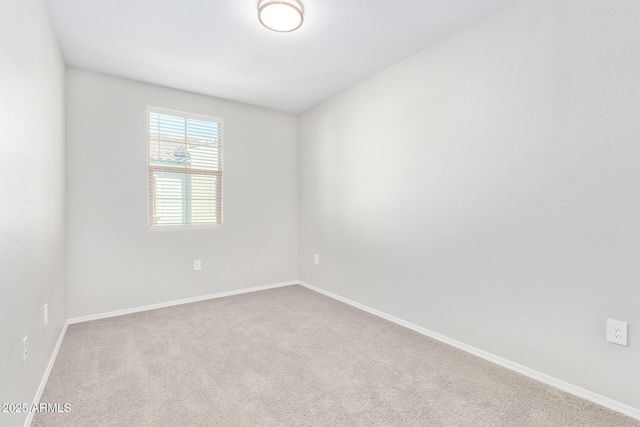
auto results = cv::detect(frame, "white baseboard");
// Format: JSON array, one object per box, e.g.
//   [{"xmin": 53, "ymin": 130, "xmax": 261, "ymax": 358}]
[
  {"xmin": 298, "ymin": 281, "xmax": 640, "ymax": 422},
  {"xmin": 24, "ymin": 320, "xmax": 69, "ymax": 427},
  {"xmin": 68, "ymin": 280, "xmax": 298, "ymax": 324}
]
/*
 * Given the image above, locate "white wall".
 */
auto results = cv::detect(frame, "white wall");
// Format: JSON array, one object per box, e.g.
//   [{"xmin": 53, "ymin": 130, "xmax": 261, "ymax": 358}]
[
  {"xmin": 66, "ymin": 69, "xmax": 298, "ymax": 318},
  {"xmin": 0, "ymin": 1, "xmax": 67, "ymax": 426},
  {"xmin": 299, "ymin": 0, "xmax": 640, "ymax": 411}
]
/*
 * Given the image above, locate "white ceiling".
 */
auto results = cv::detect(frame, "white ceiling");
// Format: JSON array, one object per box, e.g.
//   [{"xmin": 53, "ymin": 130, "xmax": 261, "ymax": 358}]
[{"xmin": 45, "ymin": 0, "xmax": 516, "ymax": 113}]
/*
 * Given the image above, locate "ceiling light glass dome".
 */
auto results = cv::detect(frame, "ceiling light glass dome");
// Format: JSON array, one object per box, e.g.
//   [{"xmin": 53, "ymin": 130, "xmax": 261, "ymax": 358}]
[{"xmin": 258, "ymin": 0, "xmax": 304, "ymax": 32}]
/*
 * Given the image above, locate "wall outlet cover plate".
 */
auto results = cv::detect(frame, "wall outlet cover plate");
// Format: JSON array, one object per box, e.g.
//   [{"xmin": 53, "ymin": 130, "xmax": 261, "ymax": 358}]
[{"xmin": 606, "ymin": 319, "xmax": 628, "ymax": 346}]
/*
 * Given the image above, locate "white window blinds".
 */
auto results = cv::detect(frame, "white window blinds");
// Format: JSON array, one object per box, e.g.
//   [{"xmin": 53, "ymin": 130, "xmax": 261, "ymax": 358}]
[{"xmin": 147, "ymin": 108, "xmax": 223, "ymax": 229}]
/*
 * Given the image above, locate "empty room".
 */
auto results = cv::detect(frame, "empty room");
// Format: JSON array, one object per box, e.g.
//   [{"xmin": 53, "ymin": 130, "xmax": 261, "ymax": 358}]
[{"xmin": 2, "ymin": 0, "xmax": 639, "ymax": 426}]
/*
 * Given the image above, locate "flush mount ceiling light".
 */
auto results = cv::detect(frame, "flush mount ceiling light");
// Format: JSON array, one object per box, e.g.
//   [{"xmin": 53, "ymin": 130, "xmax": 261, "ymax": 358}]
[{"xmin": 258, "ymin": 0, "xmax": 304, "ymax": 33}]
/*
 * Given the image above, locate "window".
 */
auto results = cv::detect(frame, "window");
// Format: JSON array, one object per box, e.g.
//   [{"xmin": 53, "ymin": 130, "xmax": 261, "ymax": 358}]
[{"xmin": 147, "ymin": 108, "xmax": 223, "ymax": 229}]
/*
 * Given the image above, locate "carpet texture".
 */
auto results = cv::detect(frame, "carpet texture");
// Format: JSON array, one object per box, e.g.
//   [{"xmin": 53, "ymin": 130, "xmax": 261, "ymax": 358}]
[{"xmin": 33, "ymin": 285, "xmax": 638, "ymax": 426}]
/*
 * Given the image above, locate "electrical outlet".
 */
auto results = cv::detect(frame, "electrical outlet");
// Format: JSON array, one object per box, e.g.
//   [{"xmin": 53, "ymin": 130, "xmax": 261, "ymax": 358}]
[
  {"xmin": 314, "ymin": 254, "xmax": 319, "ymax": 265},
  {"xmin": 43, "ymin": 304, "xmax": 48, "ymax": 326},
  {"xmin": 606, "ymin": 319, "xmax": 627, "ymax": 346},
  {"xmin": 22, "ymin": 336, "xmax": 28, "ymax": 363},
  {"xmin": 194, "ymin": 259, "xmax": 202, "ymax": 271}
]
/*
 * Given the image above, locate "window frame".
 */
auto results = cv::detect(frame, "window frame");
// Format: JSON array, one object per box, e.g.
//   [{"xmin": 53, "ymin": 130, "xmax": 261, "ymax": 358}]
[{"xmin": 147, "ymin": 106, "xmax": 224, "ymax": 231}]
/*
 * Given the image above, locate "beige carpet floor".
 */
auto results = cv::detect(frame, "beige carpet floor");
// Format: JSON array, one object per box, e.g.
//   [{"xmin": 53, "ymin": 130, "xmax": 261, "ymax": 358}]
[{"xmin": 33, "ymin": 285, "xmax": 638, "ymax": 426}]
